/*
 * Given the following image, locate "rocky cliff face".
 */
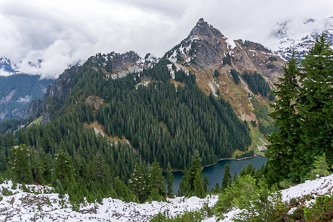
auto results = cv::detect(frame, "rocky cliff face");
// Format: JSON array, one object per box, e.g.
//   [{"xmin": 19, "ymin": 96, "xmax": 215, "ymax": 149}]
[
  {"xmin": 164, "ymin": 19, "xmax": 285, "ymax": 123},
  {"xmin": 93, "ymin": 51, "xmax": 157, "ymax": 79},
  {"xmin": 28, "ymin": 66, "xmax": 79, "ymax": 123}
]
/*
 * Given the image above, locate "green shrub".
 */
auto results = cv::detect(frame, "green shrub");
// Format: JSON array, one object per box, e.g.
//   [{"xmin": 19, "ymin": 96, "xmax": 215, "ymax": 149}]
[
  {"xmin": 268, "ymin": 56, "xmax": 278, "ymax": 61},
  {"xmin": 265, "ymin": 63, "xmax": 275, "ymax": 69},
  {"xmin": 304, "ymin": 194, "xmax": 333, "ymax": 221}
]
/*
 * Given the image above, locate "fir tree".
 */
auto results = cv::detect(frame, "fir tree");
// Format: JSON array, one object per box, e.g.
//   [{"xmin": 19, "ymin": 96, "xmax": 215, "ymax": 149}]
[
  {"xmin": 166, "ymin": 162, "xmax": 174, "ymax": 197},
  {"xmin": 203, "ymin": 174, "xmax": 209, "ymax": 192},
  {"xmin": 297, "ymin": 34, "xmax": 333, "ymax": 168},
  {"xmin": 306, "ymin": 153, "xmax": 330, "ymax": 180},
  {"xmin": 221, "ymin": 164, "xmax": 232, "ymax": 191},
  {"xmin": 129, "ymin": 163, "xmax": 147, "ymax": 202},
  {"xmin": 267, "ymin": 34, "xmax": 333, "ymax": 183},
  {"xmin": 9, "ymin": 144, "xmax": 33, "ymax": 184},
  {"xmin": 54, "ymin": 149, "xmax": 75, "ymax": 188},
  {"xmin": 266, "ymin": 53, "xmax": 301, "ymax": 184},
  {"xmin": 148, "ymin": 159, "xmax": 165, "ymax": 200},
  {"xmin": 193, "ymin": 169, "xmax": 205, "ymax": 198},
  {"xmin": 189, "ymin": 150, "xmax": 202, "ymax": 191},
  {"xmin": 178, "ymin": 167, "xmax": 190, "ymax": 196}
]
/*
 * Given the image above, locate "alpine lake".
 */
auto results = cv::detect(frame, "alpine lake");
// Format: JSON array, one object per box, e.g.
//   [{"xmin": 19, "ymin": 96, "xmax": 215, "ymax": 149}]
[{"xmin": 169, "ymin": 155, "xmax": 267, "ymax": 194}]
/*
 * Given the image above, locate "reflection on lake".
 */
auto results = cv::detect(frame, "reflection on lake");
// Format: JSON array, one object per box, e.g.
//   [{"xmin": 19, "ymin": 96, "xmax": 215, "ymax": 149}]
[{"xmin": 171, "ymin": 156, "xmax": 267, "ymax": 194}]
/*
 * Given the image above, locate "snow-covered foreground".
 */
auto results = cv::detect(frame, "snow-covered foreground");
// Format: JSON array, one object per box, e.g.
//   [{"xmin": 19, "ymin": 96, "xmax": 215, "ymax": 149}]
[
  {"xmin": 0, "ymin": 180, "xmax": 218, "ymax": 221},
  {"xmin": 0, "ymin": 174, "xmax": 333, "ymax": 221}
]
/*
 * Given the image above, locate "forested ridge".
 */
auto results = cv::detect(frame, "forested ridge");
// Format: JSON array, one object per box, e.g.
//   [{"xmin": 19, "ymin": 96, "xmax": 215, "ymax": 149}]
[{"xmin": 0, "ymin": 55, "xmax": 252, "ymax": 204}]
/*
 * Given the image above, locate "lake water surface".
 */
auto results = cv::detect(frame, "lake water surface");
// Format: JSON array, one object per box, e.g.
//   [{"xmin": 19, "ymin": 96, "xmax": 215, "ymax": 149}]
[{"xmin": 171, "ymin": 155, "xmax": 267, "ymax": 194}]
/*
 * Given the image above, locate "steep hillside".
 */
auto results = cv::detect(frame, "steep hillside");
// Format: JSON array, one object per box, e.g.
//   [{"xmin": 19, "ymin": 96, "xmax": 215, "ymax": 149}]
[
  {"xmin": 25, "ymin": 55, "xmax": 252, "ymax": 170},
  {"xmin": 164, "ymin": 19, "xmax": 285, "ymax": 150},
  {"xmin": 28, "ymin": 51, "xmax": 157, "ymax": 123},
  {"xmin": 165, "ymin": 19, "xmax": 284, "ymax": 118}
]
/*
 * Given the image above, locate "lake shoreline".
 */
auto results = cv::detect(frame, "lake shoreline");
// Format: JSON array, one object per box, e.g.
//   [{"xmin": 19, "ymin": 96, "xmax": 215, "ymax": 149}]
[{"xmin": 171, "ymin": 153, "xmax": 265, "ymax": 172}]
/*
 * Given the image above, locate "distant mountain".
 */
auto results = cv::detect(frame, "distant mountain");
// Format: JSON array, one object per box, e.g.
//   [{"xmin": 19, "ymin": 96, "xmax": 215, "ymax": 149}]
[
  {"xmin": 0, "ymin": 74, "xmax": 54, "ymax": 121},
  {"xmin": 270, "ymin": 17, "xmax": 333, "ymax": 60},
  {"xmin": 0, "ymin": 57, "xmax": 16, "ymax": 73},
  {"xmin": 28, "ymin": 18, "xmax": 287, "ymax": 158}
]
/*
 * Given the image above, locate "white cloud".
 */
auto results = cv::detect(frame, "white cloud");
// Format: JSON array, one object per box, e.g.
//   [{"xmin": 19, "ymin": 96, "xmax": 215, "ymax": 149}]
[
  {"xmin": 17, "ymin": 95, "xmax": 31, "ymax": 104},
  {"xmin": 0, "ymin": 0, "xmax": 332, "ymax": 78},
  {"xmin": 0, "ymin": 68, "xmax": 12, "ymax": 77}
]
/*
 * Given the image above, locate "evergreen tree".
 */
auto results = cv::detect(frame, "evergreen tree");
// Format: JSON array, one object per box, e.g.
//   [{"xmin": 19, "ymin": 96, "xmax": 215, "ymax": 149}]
[
  {"xmin": 233, "ymin": 172, "xmax": 238, "ymax": 182},
  {"xmin": 203, "ymin": 174, "xmax": 209, "ymax": 193},
  {"xmin": 148, "ymin": 159, "xmax": 165, "ymax": 200},
  {"xmin": 305, "ymin": 153, "xmax": 330, "ymax": 180},
  {"xmin": 193, "ymin": 169, "xmax": 205, "ymax": 198},
  {"xmin": 214, "ymin": 182, "xmax": 220, "ymax": 193},
  {"xmin": 129, "ymin": 163, "xmax": 147, "ymax": 202},
  {"xmin": 234, "ymin": 177, "xmax": 286, "ymax": 222},
  {"xmin": 215, "ymin": 175, "xmax": 257, "ymax": 216},
  {"xmin": 189, "ymin": 150, "xmax": 202, "ymax": 191},
  {"xmin": 166, "ymin": 162, "xmax": 174, "ymax": 197},
  {"xmin": 114, "ymin": 177, "xmax": 137, "ymax": 202},
  {"xmin": 54, "ymin": 149, "xmax": 75, "ymax": 188},
  {"xmin": 297, "ymin": 34, "xmax": 333, "ymax": 169},
  {"xmin": 267, "ymin": 34, "xmax": 333, "ymax": 183},
  {"xmin": 30, "ymin": 145, "xmax": 51, "ymax": 184},
  {"xmin": 266, "ymin": 53, "xmax": 301, "ymax": 184},
  {"xmin": 9, "ymin": 144, "xmax": 33, "ymax": 184},
  {"xmin": 221, "ymin": 164, "xmax": 232, "ymax": 191},
  {"xmin": 178, "ymin": 167, "xmax": 190, "ymax": 196}
]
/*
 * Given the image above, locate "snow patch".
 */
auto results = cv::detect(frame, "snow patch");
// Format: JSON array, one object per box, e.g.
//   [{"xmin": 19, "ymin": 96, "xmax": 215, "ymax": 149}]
[
  {"xmin": 208, "ymin": 82, "xmax": 218, "ymax": 97},
  {"xmin": 225, "ymin": 38, "xmax": 236, "ymax": 49}
]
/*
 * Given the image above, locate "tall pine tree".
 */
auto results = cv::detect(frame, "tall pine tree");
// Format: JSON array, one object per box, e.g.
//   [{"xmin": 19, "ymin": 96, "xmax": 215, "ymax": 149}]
[
  {"xmin": 266, "ymin": 34, "xmax": 333, "ymax": 184},
  {"xmin": 297, "ymin": 34, "xmax": 333, "ymax": 173},
  {"xmin": 266, "ymin": 52, "xmax": 301, "ymax": 184},
  {"xmin": 129, "ymin": 163, "xmax": 147, "ymax": 202},
  {"xmin": 166, "ymin": 162, "xmax": 174, "ymax": 197},
  {"xmin": 148, "ymin": 159, "xmax": 166, "ymax": 201},
  {"xmin": 221, "ymin": 164, "xmax": 232, "ymax": 191},
  {"xmin": 9, "ymin": 144, "xmax": 33, "ymax": 184}
]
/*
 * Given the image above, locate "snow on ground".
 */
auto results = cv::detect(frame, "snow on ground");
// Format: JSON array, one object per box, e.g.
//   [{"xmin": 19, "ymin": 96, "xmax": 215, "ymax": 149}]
[
  {"xmin": 1, "ymin": 174, "xmax": 333, "ymax": 221},
  {"xmin": 0, "ymin": 180, "xmax": 218, "ymax": 221},
  {"xmin": 282, "ymin": 174, "xmax": 333, "ymax": 202}
]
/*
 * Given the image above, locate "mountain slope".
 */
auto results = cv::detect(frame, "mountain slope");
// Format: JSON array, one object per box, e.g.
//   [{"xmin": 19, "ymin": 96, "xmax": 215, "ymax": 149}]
[
  {"xmin": 165, "ymin": 19, "xmax": 284, "ymax": 121},
  {"xmin": 26, "ymin": 19, "xmax": 288, "ymax": 160},
  {"xmin": 0, "ymin": 74, "xmax": 54, "ymax": 121},
  {"xmin": 26, "ymin": 55, "xmax": 252, "ymax": 170}
]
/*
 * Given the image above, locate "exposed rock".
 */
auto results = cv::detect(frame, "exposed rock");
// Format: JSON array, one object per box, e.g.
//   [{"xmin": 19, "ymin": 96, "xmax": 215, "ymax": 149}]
[{"xmin": 165, "ymin": 18, "xmax": 285, "ymax": 127}]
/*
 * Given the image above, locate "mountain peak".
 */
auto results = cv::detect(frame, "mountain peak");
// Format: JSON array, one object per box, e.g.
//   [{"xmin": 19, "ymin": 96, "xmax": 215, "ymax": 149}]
[{"xmin": 189, "ymin": 18, "xmax": 224, "ymax": 39}]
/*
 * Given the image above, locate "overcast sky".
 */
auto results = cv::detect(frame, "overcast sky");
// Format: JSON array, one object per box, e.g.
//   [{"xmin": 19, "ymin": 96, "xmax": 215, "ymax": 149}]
[{"xmin": 0, "ymin": 0, "xmax": 332, "ymax": 78}]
